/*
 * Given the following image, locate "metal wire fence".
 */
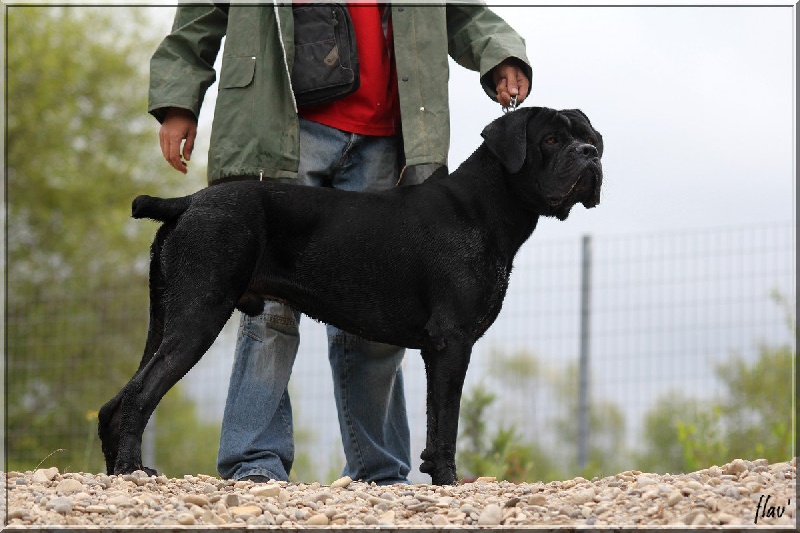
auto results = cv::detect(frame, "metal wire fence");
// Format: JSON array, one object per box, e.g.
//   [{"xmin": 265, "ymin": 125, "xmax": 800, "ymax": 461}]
[{"xmin": 5, "ymin": 222, "xmax": 795, "ymax": 482}]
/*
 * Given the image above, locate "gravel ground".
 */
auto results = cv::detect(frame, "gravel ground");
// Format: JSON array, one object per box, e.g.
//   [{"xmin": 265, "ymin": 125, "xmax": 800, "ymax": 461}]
[{"xmin": 3, "ymin": 458, "xmax": 795, "ymax": 529}]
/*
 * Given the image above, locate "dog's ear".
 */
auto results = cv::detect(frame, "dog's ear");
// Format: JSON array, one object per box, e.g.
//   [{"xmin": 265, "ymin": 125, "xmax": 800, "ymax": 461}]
[{"xmin": 481, "ymin": 107, "xmax": 552, "ymax": 174}]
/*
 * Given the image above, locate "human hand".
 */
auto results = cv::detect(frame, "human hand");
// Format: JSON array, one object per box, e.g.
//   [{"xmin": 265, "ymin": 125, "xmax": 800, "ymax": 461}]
[
  {"xmin": 492, "ymin": 59, "xmax": 530, "ymax": 108},
  {"xmin": 159, "ymin": 108, "xmax": 198, "ymax": 174}
]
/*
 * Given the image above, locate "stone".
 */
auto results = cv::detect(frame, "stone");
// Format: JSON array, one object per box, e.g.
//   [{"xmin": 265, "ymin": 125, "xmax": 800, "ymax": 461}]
[
  {"xmin": 55, "ymin": 479, "xmax": 83, "ymax": 494},
  {"xmin": 177, "ymin": 512, "xmax": 196, "ymax": 525},
  {"xmin": 666, "ymin": 490, "xmax": 683, "ymax": 506},
  {"xmin": 251, "ymin": 484, "xmax": 281, "ymax": 497},
  {"xmin": 229, "ymin": 505, "xmax": 263, "ymax": 518},
  {"xmin": 313, "ymin": 491, "xmax": 333, "ymax": 503},
  {"xmin": 685, "ymin": 480, "xmax": 704, "ymax": 491},
  {"xmin": 528, "ymin": 494, "xmax": 548, "ymax": 507},
  {"xmin": 570, "ymin": 489, "xmax": 595, "ymax": 505},
  {"xmin": 378, "ymin": 510, "xmax": 395, "ymax": 525},
  {"xmin": 32, "ymin": 467, "xmax": 59, "ymax": 484},
  {"xmin": 8, "ymin": 509, "xmax": 28, "ymax": 520},
  {"xmin": 431, "ymin": 514, "xmax": 450, "ymax": 525},
  {"xmin": 46, "ymin": 496, "xmax": 74, "ymax": 514},
  {"xmin": 306, "ymin": 513, "xmax": 329, "ymax": 525},
  {"xmin": 224, "ymin": 494, "xmax": 240, "ymax": 508},
  {"xmin": 723, "ymin": 459, "xmax": 748, "ymax": 476},
  {"xmin": 504, "ymin": 497, "xmax": 520, "ymax": 508},
  {"xmin": 107, "ymin": 495, "xmax": 134, "ymax": 507},
  {"xmin": 183, "ymin": 494, "xmax": 210, "ymax": 507},
  {"xmin": 475, "ymin": 476, "xmax": 497, "ymax": 484},
  {"xmin": 331, "ymin": 476, "xmax": 353, "ymax": 489},
  {"xmin": 477, "ymin": 503, "xmax": 503, "ymax": 525},
  {"xmin": 636, "ymin": 475, "xmax": 658, "ymax": 488}
]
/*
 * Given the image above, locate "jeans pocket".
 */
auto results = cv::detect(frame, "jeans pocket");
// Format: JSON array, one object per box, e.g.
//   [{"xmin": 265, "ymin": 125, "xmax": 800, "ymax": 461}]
[{"xmin": 240, "ymin": 306, "xmax": 300, "ymax": 342}]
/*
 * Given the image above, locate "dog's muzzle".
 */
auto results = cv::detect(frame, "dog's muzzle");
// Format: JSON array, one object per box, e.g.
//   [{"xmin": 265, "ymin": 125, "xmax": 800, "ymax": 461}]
[{"xmin": 580, "ymin": 162, "xmax": 603, "ymax": 208}]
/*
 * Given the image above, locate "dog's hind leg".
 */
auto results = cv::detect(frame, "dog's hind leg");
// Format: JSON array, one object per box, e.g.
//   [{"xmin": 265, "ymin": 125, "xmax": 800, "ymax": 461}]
[
  {"xmin": 106, "ymin": 293, "xmax": 237, "ymax": 475},
  {"xmin": 419, "ymin": 330, "xmax": 473, "ymax": 485},
  {"xmin": 98, "ymin": 224, "xmax": 171, "ymax": 472}
]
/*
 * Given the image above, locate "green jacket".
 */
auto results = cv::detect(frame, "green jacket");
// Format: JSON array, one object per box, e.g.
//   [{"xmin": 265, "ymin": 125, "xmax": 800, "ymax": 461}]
[{"xmin": 149, "ymin": 2, "xmax": 531, "ymax": 184}]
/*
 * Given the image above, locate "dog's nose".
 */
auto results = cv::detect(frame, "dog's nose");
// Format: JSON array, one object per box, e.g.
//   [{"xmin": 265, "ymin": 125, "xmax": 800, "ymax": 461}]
[{"xmin": 576, "ymin": 143, "xmax": 598, "ymax": 158}]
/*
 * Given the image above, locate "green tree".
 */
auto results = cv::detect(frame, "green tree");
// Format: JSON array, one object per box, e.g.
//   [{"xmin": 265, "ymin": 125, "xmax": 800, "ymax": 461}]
[
  {"xmin": 550, "ymin": 361, "xmax": 627, "ymax": 479},
  {"xmin": 457, "ymin": 349, "xmax": 626, "ymax": 482},
  {"xmin": 636, "ymin": 296, "xmax": 795, "ymax": 473},
  {"xmin": 635, "ymin": 392, "xmax": 710, "ymax": 473},
  {"xmin": 457, "ymin": 383, "xmax": 561, "ymax": 482},
  {"xmin": 718, "ymin": 342, "xmax": 794, "ymax": 462},
  {"xmin": 5, "ymin": 6, "xmax": 207, "ymax": 474}
]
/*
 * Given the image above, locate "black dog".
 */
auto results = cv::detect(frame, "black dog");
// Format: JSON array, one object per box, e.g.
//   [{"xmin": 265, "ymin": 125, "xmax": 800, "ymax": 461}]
[{"xmin": 98, "ymin": 107, "xmax": 603, "ymax": 485}]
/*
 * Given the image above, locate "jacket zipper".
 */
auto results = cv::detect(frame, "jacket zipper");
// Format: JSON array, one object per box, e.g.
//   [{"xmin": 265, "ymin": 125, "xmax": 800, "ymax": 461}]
[{"xmin": 273, "ymin": 2, "xmax": 298, "ymax": 114}]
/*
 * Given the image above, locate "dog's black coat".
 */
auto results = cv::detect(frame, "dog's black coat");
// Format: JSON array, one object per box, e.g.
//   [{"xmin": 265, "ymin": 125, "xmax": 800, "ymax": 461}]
[{"xmin": 98, "ymin": 107, "xmax": 603, "ymax": 485}]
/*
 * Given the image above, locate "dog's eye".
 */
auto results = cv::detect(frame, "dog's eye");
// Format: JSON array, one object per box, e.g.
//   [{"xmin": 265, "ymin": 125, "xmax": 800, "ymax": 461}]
[
  {"xmin": 586, "ymin": 137, "xmax": 597, "ymax": 146},
  {"xmin": 544, "ymin": 135, "xmax": 558, "ymax": 145}
]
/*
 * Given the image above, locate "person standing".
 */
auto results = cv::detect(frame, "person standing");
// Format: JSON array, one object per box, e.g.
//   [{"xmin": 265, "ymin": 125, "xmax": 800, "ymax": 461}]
[{"xmin": 149, "ymin": 2, "xmax": 530, "ymax": 485}]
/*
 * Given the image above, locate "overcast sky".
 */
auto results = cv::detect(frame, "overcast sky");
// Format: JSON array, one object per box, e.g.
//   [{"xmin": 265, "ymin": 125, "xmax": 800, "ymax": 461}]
[
  {"xmin": 461, "ymin": 5, "xmax": 795, "ymax": 239},
  {"xmin": 167, "ymin": 3, "xmax": 795, "ymax": 241}
]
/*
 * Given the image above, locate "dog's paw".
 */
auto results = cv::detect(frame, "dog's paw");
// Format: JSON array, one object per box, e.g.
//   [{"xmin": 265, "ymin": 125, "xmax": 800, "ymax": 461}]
[
  {"xmin": 141, "ymin": 466, "xmax": 158, "ymax": 477},
  {"xmin": 431, "ymin": 468, "xmax": 458, "ymax": 486},
  {"xmin": 419, "ymin": 460, "xmax": 435, "ymax": 475},
  {"xmin": 420, "ymin": 460, "xmax": 457, "ymax": 485},
  {"xmin": 113, "ymin": 462, "xmax": 158, "ymax": 477}
]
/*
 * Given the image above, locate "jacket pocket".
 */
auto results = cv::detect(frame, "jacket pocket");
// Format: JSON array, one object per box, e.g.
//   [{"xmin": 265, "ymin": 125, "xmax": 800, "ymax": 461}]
[{"xmin": 219, "ymin": 55, "xmax": 256, "ymax": 89}]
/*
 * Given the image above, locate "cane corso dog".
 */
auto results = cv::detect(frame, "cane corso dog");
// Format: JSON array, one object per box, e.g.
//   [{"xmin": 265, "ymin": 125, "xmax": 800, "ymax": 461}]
[{"xmin": 98, "ymin": 107, "xmax": 603, "ymax": 485}]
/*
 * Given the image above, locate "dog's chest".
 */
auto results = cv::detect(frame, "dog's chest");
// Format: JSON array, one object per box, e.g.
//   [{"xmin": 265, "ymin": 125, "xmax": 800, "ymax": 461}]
[{"xmin": 472, "ymin": 262, "xmax": 510, "ymax": 340}]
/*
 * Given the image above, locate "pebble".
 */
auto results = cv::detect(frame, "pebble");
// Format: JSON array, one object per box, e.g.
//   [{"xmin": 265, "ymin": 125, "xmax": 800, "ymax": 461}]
[
  {"xmin": 107, "ymin": 495, "xmax": 134, "ymax": 507},
  {"xmin": 570, "ymin": 488, "xmax": 595, "ymax": 505},
  {"xmin": 331, "ymin": 476, "xmax": 352, "ymax": 489},
  {"xmin": 528, "ymin": 494, "xmax": 548, "ymax": 506},
  {"xmin": 32, "ymin": 467, "xmax": 59, "ymax": 483},
  {"xmin": 251, "ymin": 484, "xmax": 281, "ymax": 497},
  {"xmin": 306, "ymin": 513, "xmax": 329, "ymax": 525},
  {"xmin": 176, "ymin": 512, "xmax": 195, "ymax": 525},
  {"xmin": 229, "ymin": 504, "xmax": 263, "ymax": 518},
  {"xmin": 478, "ymin": 503, "xmax": 503, "ymax": 525},
  {"xmin": 46, "ymin": 496, "xmax": 74, "ymax": 514},
  {"xmin": 2, "ymin": 458, "xmax": 796, "ymax": 527},
  {"xmin": 666, "ymin": 489, "xmax": 683, "ymax": 506},
  {"xmin": 378, "ymin": 510, "xmax": 396, "ymax": 524},
  {"xmin": 723, "ymin": 459, "xmax": 748, "ymax": 476},
  {"xmin": 431, "ymin": 514, "xmax": 450, "ymax": 525},
  {"xmin": 183, "ymin": 494, "xmax": 210, "ymax": 507},
  {"xmin": 55, "ymin": 479, "xmax": 83, "ymax": 494}
]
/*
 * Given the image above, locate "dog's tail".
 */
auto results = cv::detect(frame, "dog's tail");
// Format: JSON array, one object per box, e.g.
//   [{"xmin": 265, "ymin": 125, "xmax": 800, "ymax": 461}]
[{"xmin": 132, "ymin": 195, "xmax": 191, "ymax": 222}]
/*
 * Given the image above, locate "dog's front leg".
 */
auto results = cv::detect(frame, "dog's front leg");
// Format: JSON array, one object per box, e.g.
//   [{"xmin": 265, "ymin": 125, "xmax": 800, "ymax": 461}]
[{"xmin": 419, "ymin": 332, "xmax": 472, "ymax": 485}]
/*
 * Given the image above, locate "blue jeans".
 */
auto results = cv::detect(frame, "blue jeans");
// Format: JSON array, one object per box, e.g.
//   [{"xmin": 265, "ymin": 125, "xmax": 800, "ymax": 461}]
[{"xmin": 217, "ymin": 118, "xmax": 411, "ymax": 485}]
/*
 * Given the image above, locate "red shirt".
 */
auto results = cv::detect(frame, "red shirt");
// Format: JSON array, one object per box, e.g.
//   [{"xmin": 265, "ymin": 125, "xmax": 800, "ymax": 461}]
[{"xmin": 298, "ymin": 4, "xmax": 400, "ymax": 136}]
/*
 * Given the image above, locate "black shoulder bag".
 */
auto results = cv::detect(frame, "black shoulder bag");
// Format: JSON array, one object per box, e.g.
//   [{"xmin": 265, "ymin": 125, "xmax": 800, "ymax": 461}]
[
  {"xmin": 291, "ymin": 3, "xmax": 360, "ymax": 106},
  {"xmin": 213, "ymin": 3, "xmax": 360, "ymax": 107}
]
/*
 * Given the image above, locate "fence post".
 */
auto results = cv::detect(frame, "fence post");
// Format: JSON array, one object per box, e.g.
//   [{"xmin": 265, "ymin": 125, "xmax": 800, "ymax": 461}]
[{"xmin": 578, "ymin": 234, "xmax": 592, "ymax": 471}]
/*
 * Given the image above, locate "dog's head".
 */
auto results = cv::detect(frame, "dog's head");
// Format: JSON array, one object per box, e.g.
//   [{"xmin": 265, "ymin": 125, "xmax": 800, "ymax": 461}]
[{"xmin": 481, "ymin": 107, "xmax": 603, "ymax": 220}]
